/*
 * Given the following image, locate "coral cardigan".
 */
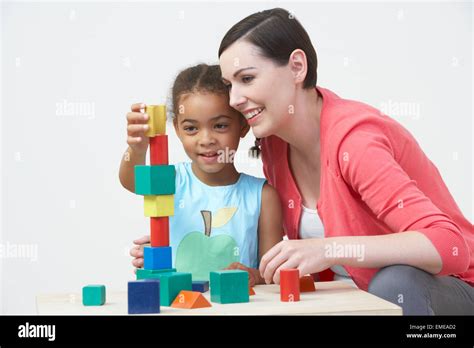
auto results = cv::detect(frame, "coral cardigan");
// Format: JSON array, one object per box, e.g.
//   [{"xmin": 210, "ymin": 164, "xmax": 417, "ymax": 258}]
[{"xmin": 261, "ymin": 86, "xmax": 473, "ymax": 291}]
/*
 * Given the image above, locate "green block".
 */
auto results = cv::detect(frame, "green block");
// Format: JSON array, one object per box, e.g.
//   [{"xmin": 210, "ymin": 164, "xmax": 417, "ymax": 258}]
[
  {"xmin": 136, "ymin": 268, "xmax": 176, "ymax": 280},
  {"xmin": 159, "ymin": 272, "xmax": 192, "ymax": 306},
  {"xmin": 134, "ymin": 165, "xmax": 175, "ymax": 195},
  {"xmin": 210, "ymin": 270, "xmax": 249, "ymax": 304},
  {"xmin": 82, "ymin": 284, "xmax": 106, "ymax": 306}
]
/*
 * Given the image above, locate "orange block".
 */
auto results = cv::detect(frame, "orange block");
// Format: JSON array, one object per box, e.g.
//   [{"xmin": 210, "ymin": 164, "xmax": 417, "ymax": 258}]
[
  {"xmin": 300, "ymin": 275, "xmax": 316, "ymax": 292},
  {"xmin": 171, "ymin": 290, "xmax": 212, "ymax": 309},
  {"xmin": 249, "ymin": 287, "xmax": 255, "ymax": 296}
]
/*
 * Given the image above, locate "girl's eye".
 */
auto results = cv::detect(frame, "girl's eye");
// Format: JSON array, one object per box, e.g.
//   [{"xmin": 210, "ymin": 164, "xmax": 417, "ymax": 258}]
[
  {"xmin": 242, "ymin": 76, "xmax": 254, "ymax": 83},
  {"xmin": 215, "ymin": 124, "xmax": 228, "ymax": 130},
  {"xmin": 184, "ymin": 126, "xmax": 197, "ymax": 132}
]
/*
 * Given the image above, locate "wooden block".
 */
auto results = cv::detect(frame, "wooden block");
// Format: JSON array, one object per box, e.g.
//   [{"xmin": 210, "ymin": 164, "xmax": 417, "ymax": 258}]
[
  {"xmin": 159, "ymin": 272, "xmax": 193, "ymax": 306},
  {"xmin": 280, "ymin": 269, "xmax": 300, "ymax": 302},
  {"xmin": 249, "ymin": 287, "xmax": 255, "ymax": 296},
  {"xmin": 144, "ymin": 246, "xmax": 172, "ymax": 270},
  {"xmin": 145, "ymin": 105, "xmax": 166, "ymax": 137},
  {"xmin": 210, "ymin": 270, "xmax": 249, "ymax": 304},
  {"xmin": 128, "ymin": 280, "xmax": 160, "ymax": 314},
  {"xmin": 136, "ymin": 268, "xmax": 176, "ymax": 280},
  {"xmin": 82, "ymin": 285, "xmax": 106, "ymax": 306},
  {"xmin": 150, "ymin": 135, "xmax": 168, "ymax": 165},
  {"xmin": 144, "ymin": 194, "xmax": 174, "ymax": 217},
  {"xmin": 171, "ymin": 290, "xmax": 212, "ymax": 309},
  {"xmin": 150, "ymin": 217, "xmax": 169, "ymax": 247},
  {"xmin": 134, "ymin": 165, "xmax": 175, "ymax": 195},
  {"xmin": 192, "ymin": 280, "xmax": 209, "ymax": 293},
  {"xmin": 300, "ymin": 275, "xmax": 316, "ymax": 292}
]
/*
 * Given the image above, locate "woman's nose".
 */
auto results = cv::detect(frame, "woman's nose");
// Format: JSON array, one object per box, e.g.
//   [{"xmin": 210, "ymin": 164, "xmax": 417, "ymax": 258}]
[{"xmin": 229, "ymin": 87, "xmax": 246, "ymax": 110}]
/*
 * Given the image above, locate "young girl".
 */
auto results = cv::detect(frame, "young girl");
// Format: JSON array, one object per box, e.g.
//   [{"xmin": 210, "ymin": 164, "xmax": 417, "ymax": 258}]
[{"xmin": 120, "ymin": 64, "xmax": 283, "ymax": 286}]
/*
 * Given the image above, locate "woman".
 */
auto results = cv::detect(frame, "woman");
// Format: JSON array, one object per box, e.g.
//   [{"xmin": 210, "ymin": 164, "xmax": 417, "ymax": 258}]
[{"xmin": 218, "ymin": 7, "xmax": 473, "ymax": 315}]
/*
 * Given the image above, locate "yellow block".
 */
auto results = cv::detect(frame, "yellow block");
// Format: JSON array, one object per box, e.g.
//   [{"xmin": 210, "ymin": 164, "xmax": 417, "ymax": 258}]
[
  {"xmin": 144, "ymin": 194, "xmax": 174, "ymax": 217},
  {"xmin": 145, "ymin": 105, "xmax": 166, "ymax": 137}
]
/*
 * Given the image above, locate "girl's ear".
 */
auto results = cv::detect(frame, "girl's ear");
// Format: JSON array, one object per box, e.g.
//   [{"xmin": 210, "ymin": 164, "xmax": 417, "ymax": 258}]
[
  {"xmin": 288, "ymin": 49, "xmax": 308, "ymax": 86},
  {"xmin": 240, "ymin": 120, "xmax": 250, "ymax": 138}
]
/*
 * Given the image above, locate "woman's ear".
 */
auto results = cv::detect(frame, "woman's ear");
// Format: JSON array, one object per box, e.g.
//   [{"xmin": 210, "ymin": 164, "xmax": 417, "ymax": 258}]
[{"xmin": 288, "ymin": 49, "xmax": 308, "ymax": 86}]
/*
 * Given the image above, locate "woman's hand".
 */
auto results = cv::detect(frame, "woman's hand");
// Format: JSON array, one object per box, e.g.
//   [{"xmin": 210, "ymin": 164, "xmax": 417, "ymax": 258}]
[
  {"xmin": 224, "ymin": 262, "xmax": 264, "ymax": 287},
  {"xmin": 259, "ymin": 239, "xmax": 334, "ymax": 284},
  {"xmin": 126, "ymin": 103, "xmax": 150, "ymax": 155},
  {"xmin": 130, "ymin": 235, "xmax": 150, "ymax": 271}
]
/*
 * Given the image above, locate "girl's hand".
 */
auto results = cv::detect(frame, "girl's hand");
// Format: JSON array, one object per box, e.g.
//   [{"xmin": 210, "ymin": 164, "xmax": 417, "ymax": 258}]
[
  {"xmin": 126, "ymin": 102, "xmax": 150, "ymax": 155},
  {"xmin": 259, "ymin": 239, "xmax": 334, "ymax": 284},
  {"xmin": 130, "ymin": 235, "xmax": 150, "ymax": 271},
  {"xmin": 224, "ymin": 262, "xmax": 264, "ymax": 287}
]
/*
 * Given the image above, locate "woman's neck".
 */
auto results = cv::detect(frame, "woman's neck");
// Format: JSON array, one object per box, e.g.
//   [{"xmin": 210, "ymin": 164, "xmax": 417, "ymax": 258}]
[
  {"xmin": 191, "ymin": 162, "xmax": 240, "ymax": 187},
  {"xmin": 274, "ymin": 87, "xmax": 322, "ymax": 160}
]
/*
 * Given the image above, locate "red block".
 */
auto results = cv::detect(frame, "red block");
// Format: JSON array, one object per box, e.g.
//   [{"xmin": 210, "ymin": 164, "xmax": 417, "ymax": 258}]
[
  {"xmin": 149, "ymin": 135, "xmax": 168, "ymax": 165},
  {"xmin": 280, "ymin": 269, "xmax": 300, "ymax": 302},
  {"xmin": 150, "ymin": 217, "xmax": 169, "ymax": 247}
]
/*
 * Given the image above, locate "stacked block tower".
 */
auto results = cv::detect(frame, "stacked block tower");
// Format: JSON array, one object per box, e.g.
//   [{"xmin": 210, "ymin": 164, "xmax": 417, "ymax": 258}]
[{"xmin": 128, "ymin": 105, "xmax": 190, "ymax": 314}]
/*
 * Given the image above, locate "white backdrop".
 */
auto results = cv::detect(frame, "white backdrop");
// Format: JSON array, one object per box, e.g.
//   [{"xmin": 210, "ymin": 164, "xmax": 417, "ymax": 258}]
[{"xmin": 1, "ymin": 1, "xmax": 472, "ymax": 313}]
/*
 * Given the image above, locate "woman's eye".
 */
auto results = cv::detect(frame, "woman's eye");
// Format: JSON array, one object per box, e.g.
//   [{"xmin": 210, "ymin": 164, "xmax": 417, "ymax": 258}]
[{"xmin": 242, "ymin": 76, "xmax": 254, "ymax": 83}]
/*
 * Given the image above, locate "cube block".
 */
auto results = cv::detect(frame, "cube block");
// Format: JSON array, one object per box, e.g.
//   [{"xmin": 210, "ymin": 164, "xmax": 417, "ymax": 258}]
[
  {"xmin": 82, "ymin": 285, "xmax": 106, "ymax": 306},
  {"xmin": 136, "ymin": 268, "xmax": 176, "ymax": 280},
  {"xmin": 280, "ymin": 269, "xmax": 300, "ymax": 302},
  {"xmin": 300, "ymin": 275, "xmax": 316, "ymax": 292},
  {"xmin": 134, "ymin": 165, "xmax": 175, "ymax": 195},
  {"xmin": 145, "ymin": 105, "xmax": 166, "ymax": 137},
  {"xmin": 171, "ymin": 290, "xmax": 211, "ymax": 309},
  {"xmin": 150, "ymin": 217, "xmax": 169, "ymax": 247},
  {"xmin": 144, "ymin": 246, "xmax": 172, "ymax": 270},
  {"xmin": 192, "ymin": 280, "xmax": 209, "ymax": 293},
  {"xmin": 150, "ymin": 135, "xmax": 169, "ymax": 165},
  {"xmin": 144, "ymin": 195, "xmax": 174, "ymax": 217},
  {"xmin": 210, "ymin": 270, "xmax": 249, "ymax": 304},
  {"xmin": 128, "ymin": 280, "xmax": 160, "ymax": 314},
  {"xmin": 159, "ymin": 272, "xmax": 193, "ymax": 306}
]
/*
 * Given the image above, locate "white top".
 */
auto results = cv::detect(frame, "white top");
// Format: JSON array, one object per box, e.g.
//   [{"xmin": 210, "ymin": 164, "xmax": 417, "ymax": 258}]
[{"xmin": 299, "ymin": 204, "xmax": 355, "ymax": 284}]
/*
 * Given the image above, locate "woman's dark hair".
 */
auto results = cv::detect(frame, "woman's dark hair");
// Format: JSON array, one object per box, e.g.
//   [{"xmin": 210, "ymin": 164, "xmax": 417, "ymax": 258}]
[
  {"xmin": 171, "ymin": 64, "xmax": 230, "ymax": 120},
  {"xmin": 218, "ymin": 8, "xmax": 318, "ymax": 158}
]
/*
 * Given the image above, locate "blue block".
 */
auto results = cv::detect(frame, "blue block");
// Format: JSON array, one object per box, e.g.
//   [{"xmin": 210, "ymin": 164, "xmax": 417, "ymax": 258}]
[
  {"xmin": 128, "ymin": 280, "xmax": 160, "ymax": 314},
  {"xmin": 144, "ymin": 246, "xmax": 172, "ymax": 270},
  {"xmin": 192, "ymin": 280, "xmax": 209, "ymax": 293}
]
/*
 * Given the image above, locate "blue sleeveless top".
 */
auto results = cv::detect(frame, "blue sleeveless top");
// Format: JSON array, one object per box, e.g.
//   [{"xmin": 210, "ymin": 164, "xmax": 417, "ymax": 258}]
[{"xmin": 169, "ymin": 162, "xmax": 266, "ymax": 281}]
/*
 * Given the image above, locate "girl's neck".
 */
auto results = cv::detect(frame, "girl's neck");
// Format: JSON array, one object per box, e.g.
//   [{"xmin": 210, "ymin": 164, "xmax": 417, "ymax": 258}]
[
  {"xmin": 191, "ymin": 162, "xmax": 240, "ymax": 187},
  {"xmin": 274, "ymin": 87, "xmax": 322, "ymax": 160}
]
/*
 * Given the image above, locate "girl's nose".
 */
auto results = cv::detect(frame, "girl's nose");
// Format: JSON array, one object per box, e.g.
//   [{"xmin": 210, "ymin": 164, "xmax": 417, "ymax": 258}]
[{"xmin": 198, "ymin": 129, "xmax": 216, "ymax": 146}]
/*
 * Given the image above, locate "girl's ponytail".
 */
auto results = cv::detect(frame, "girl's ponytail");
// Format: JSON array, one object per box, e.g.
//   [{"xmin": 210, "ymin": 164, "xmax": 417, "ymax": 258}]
[{"xmin": 249, "ymin": 137, "xmax": 261, "ymax": 158}]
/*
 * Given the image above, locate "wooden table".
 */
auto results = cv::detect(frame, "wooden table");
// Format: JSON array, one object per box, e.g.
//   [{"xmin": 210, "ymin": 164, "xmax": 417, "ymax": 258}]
[{"xmin": 36, "ymin": 281, "xmax": 402, "ymax": 315}]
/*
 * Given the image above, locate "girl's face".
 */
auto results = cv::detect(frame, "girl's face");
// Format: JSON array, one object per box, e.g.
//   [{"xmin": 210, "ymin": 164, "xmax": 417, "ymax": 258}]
[
  {"xmin": 173, "ymin": 92, "xmax": 249, "ymax": 174},
  {"xmin": 219, "ymin": 40, "xmax": 298, "ymax": 139}
]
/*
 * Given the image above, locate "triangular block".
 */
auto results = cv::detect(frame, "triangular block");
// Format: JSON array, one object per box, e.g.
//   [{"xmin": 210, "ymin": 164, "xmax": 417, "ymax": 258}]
[
  {"xmin": 171, "ymin": 290, "xmax": 211, "ymax": 309},
  {"xmin": 249, "ymin": 287, "xmax": 256, "ymax": 296},
  {"xmin": 300, "ymin": 275, "xmax": 316, "ymax": 292}
]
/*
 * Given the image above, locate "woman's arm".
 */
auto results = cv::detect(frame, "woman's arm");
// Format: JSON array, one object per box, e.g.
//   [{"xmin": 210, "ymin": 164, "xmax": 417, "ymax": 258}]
[{"xmin": 259, "ymin": 231, "xmax": 443, "ymax": 285}]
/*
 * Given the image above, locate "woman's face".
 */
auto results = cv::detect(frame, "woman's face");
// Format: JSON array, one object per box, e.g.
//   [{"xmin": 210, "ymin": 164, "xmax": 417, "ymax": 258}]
[{"xmin": 220, "ymin": 40, "xmax": 298, "ymax": 139}]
